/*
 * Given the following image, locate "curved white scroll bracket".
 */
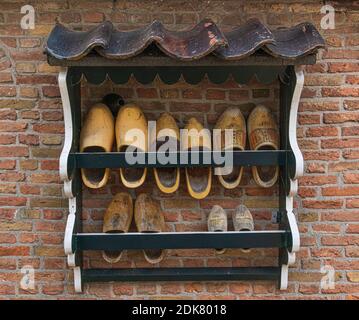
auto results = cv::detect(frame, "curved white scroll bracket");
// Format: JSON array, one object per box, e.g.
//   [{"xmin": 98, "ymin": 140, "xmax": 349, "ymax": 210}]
[
  {"xmin": 279, "ymin": 251, "xmax": 296, "ymax": 290},
  {"xmin": 289, "ymin": 67, "xmax": 304, "ymax": 180},
  {"xmin": 64, "ymin": 179, "xmax": 74, "ymax": 198},
  {"xmin": 64, "ymin": 197, "xmax": 77, "ymax": 255},
  {"xmin": 67, "ymin": 253, "xmax": 76, "ymax": 267},
  {"xmin": 285, "ymin": 183, "xmax": 300, "ymax": 253},
  {"xmin": 280, "ymin": 265, "xmax": 289, "ymax": 290},
  {"xmin": 74, "ymin": 267, "xmax": 82, "ymax": 293},
  {"xmin": 58, "ymin": 68, "xmax": 73, "ymax": 184}
]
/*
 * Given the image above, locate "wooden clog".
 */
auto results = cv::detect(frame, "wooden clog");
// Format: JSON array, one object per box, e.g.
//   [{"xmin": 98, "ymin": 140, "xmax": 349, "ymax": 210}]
[
  {"xmin": 102, "ymin": 192, "xmax": 133, "ymax": 263},
  {"xmin": 214, "ymin": 107, "xmax": 246, "ymax": 189},
  {"xmin": 115, "ymin": 104, "xmax": 148, "ymax": 188},
  {"xmin": 153, "ymin": 112, "xmax": 180, "ymax": 194},
  {"xmin": 80, "ymin": 103, "xmax": 114, "ymax": 189},
  {"xmin": 232, "ymin": 204, "xmax": 254, "ymax": 253},
  {"xmin": 182, "ymin": 118, "xmax": 212, "ymax": 199},
  {"xmin": 207, "ymin": 205, "xmax": 228, "ymax": 254},
  {"xmin": 134, "ymin": 193, "xmax": 166, "ymax": 264},
  {"xmin": 247, "ymin": 105, "xmax": 279, "ymax": 188}
]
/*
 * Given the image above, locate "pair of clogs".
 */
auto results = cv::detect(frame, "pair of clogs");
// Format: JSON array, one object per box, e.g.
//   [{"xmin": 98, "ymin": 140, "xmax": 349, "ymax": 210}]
[
  {"xmin": 207, "ymin": 204, "xmax": 254, "ymax": 254},
  {"xmin": 80, "ymin": 102, "xmax": 148, "ymax": 189},
  {"xmin": 102, "ymin": 193, "xmax": 166, "ymax": 264},
  {"xmin": 215, "ymin": 105, "xmax": 279, "ymax": 189},
  {"xmin": 154, "ymin": 114, "xmax": 212, "ymax": 199},
  {"xmin": 156, "ymin": 114, "xmax": 212, "ymax": 199}
]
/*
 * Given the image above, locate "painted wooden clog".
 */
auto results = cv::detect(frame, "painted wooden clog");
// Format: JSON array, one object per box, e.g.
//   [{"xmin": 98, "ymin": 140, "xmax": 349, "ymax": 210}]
[
  {"xmin": 247, "ymin": 105, "xmax": 279, "ymax": 188},
  {"xmin": 134, "ymin": 193, "xmax": 166, "ymax": 264},
  {"xmin": 116, "ymin": 104, "xmax": 148, "ymax": 188},
  {"xmin": 153, "ymin": 112, "xmax": 180, "ymax": 194},
  {"xmin": 232, "ymin": 204, "xmax": 254, "ymax": 253},
  {"xmin": 207, "ymin": 205, "xmax": 228, "ymax": 254},
  {"xmin": 214, "ymin": 107, "xmax": 246, "ymax": 189},
  {"xmin": 182, "ymin": 117, "xmax": 212, "ymax": 199},
  {"xmin": 80, "ymin": 103, "xmax": 114, "ymax": 189},
  {"xmin": 102, "ymin": 192, "xmax": 133, "ymax": 263}
]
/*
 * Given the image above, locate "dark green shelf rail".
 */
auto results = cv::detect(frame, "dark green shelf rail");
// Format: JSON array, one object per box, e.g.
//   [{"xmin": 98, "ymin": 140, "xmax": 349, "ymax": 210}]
[
  {"xmin": 82, "ymin": 267, "xmax": 280, "ymax": 282},
  {"xmin": 70, "ymin": 150, "xmax": 289, "ymax": 169},
  {"xmin": 74, "ymin": 230, "xmax": 290, "ymax": 251}
]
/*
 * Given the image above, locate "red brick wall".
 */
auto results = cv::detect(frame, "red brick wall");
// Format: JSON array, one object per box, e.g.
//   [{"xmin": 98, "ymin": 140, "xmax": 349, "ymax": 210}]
[{"xmin": 0, "ymin": 0, "xmax": 358, "ymax": 299}]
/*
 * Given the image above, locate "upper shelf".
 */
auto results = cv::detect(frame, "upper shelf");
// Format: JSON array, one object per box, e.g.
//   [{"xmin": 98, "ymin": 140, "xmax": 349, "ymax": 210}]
[{"xmin": 45, "ymin": 18, "xmax": 325, "ymax": 67}]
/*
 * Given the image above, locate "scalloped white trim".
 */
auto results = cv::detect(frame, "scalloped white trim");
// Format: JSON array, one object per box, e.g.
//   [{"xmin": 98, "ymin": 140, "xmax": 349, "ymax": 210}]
[{"xmin": 58, "ymin": 68, "xmax": 73, "ymax": 183}]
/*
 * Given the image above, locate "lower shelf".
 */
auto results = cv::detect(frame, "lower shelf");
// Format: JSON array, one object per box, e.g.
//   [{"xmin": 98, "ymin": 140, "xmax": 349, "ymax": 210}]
[{"xmin": 82, "ymin": 267, "xmax": 280, "ymax": 282}]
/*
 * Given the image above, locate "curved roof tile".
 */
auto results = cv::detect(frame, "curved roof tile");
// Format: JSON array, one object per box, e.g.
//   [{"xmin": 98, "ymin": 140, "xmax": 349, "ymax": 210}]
[{"xmin": 45, "ymin": 19, "xmax": 325, "ymax": 61}]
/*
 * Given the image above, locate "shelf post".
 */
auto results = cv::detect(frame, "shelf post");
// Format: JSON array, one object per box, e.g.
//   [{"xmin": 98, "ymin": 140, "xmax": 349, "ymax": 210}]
[
  {"xmin": 58, "ymin": 67, "xmax": 84, "ymax": 292},
  {"xmin": 278, "ymin": 65, "xmax": 304, "ymax": 289}
]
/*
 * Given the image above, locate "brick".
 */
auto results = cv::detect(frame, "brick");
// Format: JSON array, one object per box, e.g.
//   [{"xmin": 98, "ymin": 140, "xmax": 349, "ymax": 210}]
[
  {"xmin": 341, "ymin": 126, "xmax": 359, "ymax": 138},
  {"xmin": 42, "ymin": 111, "xmax": 63, "ymax": 121},
  {"xmin": 347, "ymin": 272, "xmax": 359, "ymax": 283},
  {"xmin": 322, "ymin": 138, "xmax": 359, "ymax": 149},
  {"xmin": 343, "ymin": 150, "xmax": 359, "ymax": 159},
  {"xmin": 0, "ymin": 73, "xmax": 12, "ymax": 83},
  {"xmin": 19, "ymin": 38, "xmax": 41, "ymax": 48},
  {"xmin": 347, "ymin": 199, "xmax": 359, "ymax": 208},
  {"xmin": 302, "ymin": 199, "xmax": 343, "ymax": 209},
  {"xmin": 323, "ymin": 112, "xmax": 359, "ymax": 123},
  {"xmin": 0, "ymin": 100, "xmax": 35, "ymax": 109},
  {"xmin": 322, "ymin": 186, "xmax": 359, "ymax": 196},
  {"xmin": 31, "ymin": 148, "xmax": 61, "ymax": 159},
  {"xmin": 16, "ymin": 62, "xmax": 36, "ymax": 73},
  {"xmin": 181, "ymin": 89, "xmax": 202, "ymax": 99},
  {"xmin": 0, "ymin": 246, "xmax": 30, "ymax": 256},
  {"xmin": 0, "ymin": 86, "xmax": 16, "ymax": 97},
  {"xmin": 42, "ymin": 86, "xmax": 61, "ymax": 98},
  {"xmin": 206, "ymin": 89, "xmax": 225, "ymax": 100},
  {"xmin": 322, "ymin": 211, "xmax": 359, "ymax": 222},
  {"xmin": 298, "ymin": 114, "xmax": 320, "ymax": 125},
  {"xmin": 17, "ymin": 75, "xmax": 57, "ymax": 85},
  {"xmin": 328, "ymin": 63, "xmax": 359, "ymax": 73},
  {"xmin": 329, "ymin": 161, "xmax": 359, "ymax": 172},
  {"xmin": 34, "ymin": 246, "xmax": 64, "ymax": 257},
  {"xmin": 305, "ymin": 163, "xmax": 326, "ymax": 174},
  {"xmin": 32, "ymin": 123, "xmax": 64, "ymax": 134},
  {"xmin": 299, "ymin": 176, "xmax": 336, "ymax": 186},
  {"xmin": 344, "ymin": 100, "xmax": 359, "ymax": 110},
  {"xmin": 0, "ymin": 159, "xmax": 16, "ymax": 169},
  {"xmin": 136, "ymin": 88, "xmax": 158, "ymax": 99},
  {"xmin": 19, "ymin": 134, "xmax": 39, "ymax": 146},
  {"xmin": 0, "ymin": 172, "xmax": 25, "ymax": 182},
  {"xmin": 306, "ymin": 126, "xmax": 338, "ymax": 137},
  {"xmin": 170, "ymin": 102, "xmax": 210, "ymax": 113},
  {"xmin": 0, "ymin": 184, "xmax": 16, "ymax": 194},
  {"xmin": 20, "ymin": 87, "xmax": 38, "ymax": 98},
  {"xmin": 83, "ymin": 12, "xmax": 104, "ymax": 23},
  {"xmin": 0, "ymin": 146, "xmax": 29, "ymax": 157},
  {"xmin": 321, "ymin": 236, "xmax": 359, "ymax": 246},
  {"xmin": 343, "ymin": 173, "xmax": 359, "ymax": 184},
  {"xmin": 0, "ymin": 284, "xmax": 15, "ymax": 295},
  {"xmin": 0, "ymin": 121, "xmax": 27, "ymax": 132},
  {"xmin": 20, "ymin": 159, "xmax": 38, "ymax": 170}
]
